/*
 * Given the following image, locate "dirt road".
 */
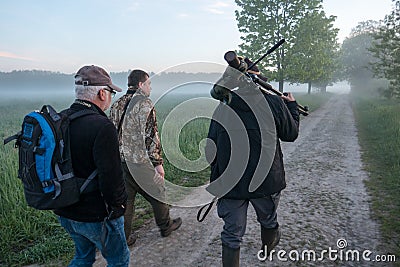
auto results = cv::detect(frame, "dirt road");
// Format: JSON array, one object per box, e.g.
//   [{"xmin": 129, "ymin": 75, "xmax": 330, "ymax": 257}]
[{"xmin": 94, "ymin": 94, "xmax": 385, "ymax": 266}]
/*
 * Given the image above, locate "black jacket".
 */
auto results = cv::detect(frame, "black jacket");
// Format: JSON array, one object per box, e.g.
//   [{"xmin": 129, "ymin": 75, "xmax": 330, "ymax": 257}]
[
  {"xmin": 54, "ymin": 100, "xmax": 127, "ymax": 222},
  {"xmin": 206, "ymin": 89, "xmax": 299, "ymax": 199}
]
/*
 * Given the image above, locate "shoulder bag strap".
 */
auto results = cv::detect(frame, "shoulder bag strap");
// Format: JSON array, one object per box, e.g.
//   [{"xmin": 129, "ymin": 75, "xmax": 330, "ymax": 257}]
[
  {"xmin": 117, "ymin": 95, "xmax": 146, "ymax": 134},
  {"xmin": 196, "ymin": 196, "xmax": 218, "ymax": 222}
]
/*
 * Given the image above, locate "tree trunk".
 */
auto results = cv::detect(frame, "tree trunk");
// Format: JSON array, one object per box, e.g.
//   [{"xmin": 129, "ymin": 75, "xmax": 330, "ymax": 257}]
[
  {"xmin": 279, "ymin": 80, "xmax": 284, "ymax": 92},
  {"xmin": 321, "ymin": 85, "xmax": 327, "ymax": 93},
  {"xmin": 308, "ymin": 82, "xmax": 312, "ymax": 94},
  {"xmin": 278, "ymin": 45, "xmax": 285, "ymax": 92}
]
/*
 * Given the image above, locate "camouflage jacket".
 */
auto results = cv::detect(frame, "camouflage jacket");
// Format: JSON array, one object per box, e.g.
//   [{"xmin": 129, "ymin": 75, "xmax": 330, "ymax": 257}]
[{"xmin": 109, "ymin": 89, "xmax": 163, "ymax": 166}]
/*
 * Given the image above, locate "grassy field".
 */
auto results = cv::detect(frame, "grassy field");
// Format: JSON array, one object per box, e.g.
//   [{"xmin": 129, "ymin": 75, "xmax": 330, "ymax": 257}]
[
  {"xmin": 351, "ymin": 95, "xmax": 400, "ymax": 259},
  {"xmin": 0, "ymin": 99, "xmax": 75, "ymax": 266},
  {"xmin": 0, "ymin": 92, "xmax": 331, "ymax": 266}
]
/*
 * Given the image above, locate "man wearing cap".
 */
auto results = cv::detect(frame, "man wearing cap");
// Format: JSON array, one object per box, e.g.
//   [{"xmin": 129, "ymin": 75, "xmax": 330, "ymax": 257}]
[
  {"xmin": 54, "ymin": 65, "xmax": 130, "ymax": 266},
  {"xmin": 109, "ymin": 69, "xmax": 182, "ymax": 246}
]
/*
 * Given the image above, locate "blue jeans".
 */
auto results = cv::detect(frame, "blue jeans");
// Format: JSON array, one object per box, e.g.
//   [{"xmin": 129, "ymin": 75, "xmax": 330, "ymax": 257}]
[
  {"xmin": 59, "ymin": 216, "xmax": 130, "ymax": 267},
  {"xmin": 217, "ymin": 193, "xmax": 280, "ymax": 249}
]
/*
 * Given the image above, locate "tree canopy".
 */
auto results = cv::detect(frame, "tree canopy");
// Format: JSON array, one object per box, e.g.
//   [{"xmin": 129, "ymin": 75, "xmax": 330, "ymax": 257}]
[
  {"xmin": 340, "ymin": 20, "xmax": 380, "ymax": 92},
  {"xmin": 286, "ymin": 10, "xmax": 339, "ymax": 93},
  {"xmin": 234, "ymin": 0, "xmax": 339, "ymax": 92},
  {"xmin": 370, "ymin": 0, "xmax": 400, "ymax": 98}
]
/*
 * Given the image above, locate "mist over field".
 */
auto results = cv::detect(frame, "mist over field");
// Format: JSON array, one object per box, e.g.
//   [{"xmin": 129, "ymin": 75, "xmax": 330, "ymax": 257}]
[{"xmin": 0, "ymin": 70, "xmax": 350, "ymax": 103}]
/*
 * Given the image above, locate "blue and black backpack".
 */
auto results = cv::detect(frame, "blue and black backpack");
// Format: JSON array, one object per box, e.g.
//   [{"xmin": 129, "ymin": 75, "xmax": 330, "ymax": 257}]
[{"xmin": 4, "ymin": 105, "xmax": 98, "ymax": 210}]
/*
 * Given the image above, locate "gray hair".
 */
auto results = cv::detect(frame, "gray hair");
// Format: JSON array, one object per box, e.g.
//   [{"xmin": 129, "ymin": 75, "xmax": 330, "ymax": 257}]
[
  {"xmin": 75, "ymin": 84, "xmax": 105, "ymax": 101},
  {"xmin": 74, "ymin": 75, "xmax": 106, "ymax": 100}
]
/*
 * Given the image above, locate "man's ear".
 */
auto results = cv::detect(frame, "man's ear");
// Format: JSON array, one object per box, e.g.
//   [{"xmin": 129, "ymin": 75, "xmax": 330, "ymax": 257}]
[{"xmin": 98, "ymin": 89, "xmax": 107, "ymax": 101}]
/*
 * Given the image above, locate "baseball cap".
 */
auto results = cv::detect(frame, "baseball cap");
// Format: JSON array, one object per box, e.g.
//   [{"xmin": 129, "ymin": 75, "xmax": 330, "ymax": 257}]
[{"xmin": 74, "ymin": 65, "xmax": 122, "ymax": 92}]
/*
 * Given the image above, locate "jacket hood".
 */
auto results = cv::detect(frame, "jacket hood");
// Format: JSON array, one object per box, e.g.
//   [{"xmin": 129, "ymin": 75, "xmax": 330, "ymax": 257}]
[{"xmin": 229, "ymin": 87, "xmax": 266, "ymax": 112}]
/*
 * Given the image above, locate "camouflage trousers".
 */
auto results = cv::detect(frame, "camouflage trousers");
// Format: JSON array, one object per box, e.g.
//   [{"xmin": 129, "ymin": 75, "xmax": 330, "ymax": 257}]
[{"xmin": 121, "ymin": 162, "xmax": 171, "ymax": 237}]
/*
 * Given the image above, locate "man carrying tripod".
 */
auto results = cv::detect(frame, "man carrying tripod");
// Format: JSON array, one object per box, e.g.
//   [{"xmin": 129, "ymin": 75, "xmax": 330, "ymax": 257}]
[{"xmin": 206, "ymin": 50, "xmax": 300, "ymax": 266}]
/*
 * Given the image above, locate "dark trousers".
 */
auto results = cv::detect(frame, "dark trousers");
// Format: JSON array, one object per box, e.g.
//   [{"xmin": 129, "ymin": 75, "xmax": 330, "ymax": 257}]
[
  {"xmin": 217, "ymin": 193, "xmax": 280, "ymax": 249},
  {"xmin": 121, "ymin": 162, "xmax": 171, "ymax": 237}
]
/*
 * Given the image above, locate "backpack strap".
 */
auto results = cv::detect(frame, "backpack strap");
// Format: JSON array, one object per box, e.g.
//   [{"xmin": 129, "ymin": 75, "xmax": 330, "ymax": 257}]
[
  {"xmin": 68, "ymin": 109, "xmax": 98, "ymax": 121},
  {"xmin": 54, "ymin": 163, "xmax": 74, "ymax": 181},
  {"xmin": 51, "ymin": 108, "xmax": 99, "ymax": 198},
  {"xmin": 52, "ymin": 167, "xmax": 99, "ymax": 199},
  {"xmin": 3, "ymin": 131, "xmax": 21, "ymax": 145},
  {"xmin": 53, "ymin": 108, "xmax": 97, "ymax": 182},
  {"xmin": 79, "ymin": 169, "xmax": 99, "ymax": 193},
  {"xmin": 117, "ymin": 94, "xmax": 146, "ymax": 134},
  {"xmin": 41, "ymin": 105, "xmax": 61, "ymax": 122}
]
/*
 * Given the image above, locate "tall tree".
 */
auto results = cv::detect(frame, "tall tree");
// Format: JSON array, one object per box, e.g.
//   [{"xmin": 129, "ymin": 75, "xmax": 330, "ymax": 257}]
[
  {"xmin": 286, "ymin": 10, "xmax": 339, "ymax": 93},
  {"xmin": 370, "ymin": 0, "xmax": 400, "ymax": 98},
  {"xmin": 340, "ymin": 20, "xmax": 380, "ymax": 92},
  {"xmin": 235, "ymin": 0, "xmax": 322, "ymax": 91}
]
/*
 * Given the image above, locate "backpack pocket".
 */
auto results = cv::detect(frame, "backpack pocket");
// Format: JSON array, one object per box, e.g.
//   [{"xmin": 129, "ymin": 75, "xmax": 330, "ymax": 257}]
[
  {"xmin": 23, "ymin": 177, "xmax": 81, "ymax": 210},
  {"xmin": 18, "ymin": 117, "xmax": 42, "ymax": 191}
]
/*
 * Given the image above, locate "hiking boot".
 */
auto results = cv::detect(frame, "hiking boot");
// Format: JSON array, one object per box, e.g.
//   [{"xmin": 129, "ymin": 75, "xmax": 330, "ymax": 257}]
[
  {"xmin": 126, "ymin": 232, "xmax": 137, "ymax": 246},
  {"xmin": 160, "ymin": 217, "xmax": 182, "ymax": 237}
]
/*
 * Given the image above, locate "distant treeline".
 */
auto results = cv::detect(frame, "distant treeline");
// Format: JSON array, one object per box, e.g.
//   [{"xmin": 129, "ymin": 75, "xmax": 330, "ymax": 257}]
[
  {"xmin": 0, "ymin": 70, "xmax": 221, "ymax": 93},
  {"xmin": 0, "ymin": 70, "xmax": 74, "ymax": 91}
]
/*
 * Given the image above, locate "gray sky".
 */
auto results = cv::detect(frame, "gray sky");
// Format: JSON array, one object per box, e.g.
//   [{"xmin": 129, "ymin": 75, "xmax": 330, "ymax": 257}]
[{"xmin": 0, "ymin": 0, "xmax": 393, "ymax": 73}]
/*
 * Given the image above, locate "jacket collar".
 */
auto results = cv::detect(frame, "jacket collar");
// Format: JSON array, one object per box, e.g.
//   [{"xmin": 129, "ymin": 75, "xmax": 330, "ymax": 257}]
[
  {"xmin": 134, "ymin": 89, "xmax": 148, "ymax": 98},
  {"xmin": 127, "ymin": 88, "xmax": 136, "ymax": 95},
  {"xmin": 71, "ymin": 99, "xmax": 107, "ymax": 116}
]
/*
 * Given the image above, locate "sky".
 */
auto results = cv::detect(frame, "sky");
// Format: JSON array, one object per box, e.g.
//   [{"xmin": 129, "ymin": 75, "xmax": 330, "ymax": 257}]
[{"xmin": 0, "ymin": 0, "xmax": 394, "ymax": 74}]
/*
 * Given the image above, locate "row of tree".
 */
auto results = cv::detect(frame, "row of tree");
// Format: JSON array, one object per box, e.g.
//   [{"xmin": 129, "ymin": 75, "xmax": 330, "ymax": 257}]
[
  {"xmin": 370, "ymin": 0, "xmax": 400, "ymax": 98},
  {"xmin": 340, "ymin": 0, "xmax": 400, "ymax": 99},
  {"xmin": 234, "ymin": 0, "xmax": 400, "ymax": 99}
]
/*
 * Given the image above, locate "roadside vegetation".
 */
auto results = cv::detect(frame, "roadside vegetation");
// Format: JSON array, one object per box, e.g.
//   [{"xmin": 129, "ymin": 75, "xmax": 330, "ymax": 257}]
[
  {"xmin": 351, "ymin": 95, "xmax": 400, "ymax": 259},
  {"xmin": 340, "ymin": 4, "xmax": 400, "ymax": 259}
]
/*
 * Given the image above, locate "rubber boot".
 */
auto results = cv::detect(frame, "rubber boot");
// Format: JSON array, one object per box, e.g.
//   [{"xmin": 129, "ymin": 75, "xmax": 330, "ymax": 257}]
[
  {"xmin": 260, "ymin": 225, "xmax": 281, "ymax": 258},
  {"xmin": 222, "ymin": 244, "xmax": 240, "ymax": 267}
]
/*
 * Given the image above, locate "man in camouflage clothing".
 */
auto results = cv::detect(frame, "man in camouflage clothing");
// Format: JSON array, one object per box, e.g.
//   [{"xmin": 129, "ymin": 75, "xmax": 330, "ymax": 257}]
[{"xmin": 109, "ymin": 69, "xmax": 182, "ymax": 246}]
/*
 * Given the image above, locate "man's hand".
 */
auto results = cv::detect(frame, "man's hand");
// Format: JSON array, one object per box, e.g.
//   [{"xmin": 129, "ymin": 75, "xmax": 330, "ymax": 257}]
[
  {"xmin": 281, "ymin": 92, "xmax": 296, "ymax": 102},
  {"xmin": 154, "ymin": 164, "xmax": 165, "ymax": 185},
  {"xmin": 155, "ymin": 164, "xmax": 165, "ymax": 178}
]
